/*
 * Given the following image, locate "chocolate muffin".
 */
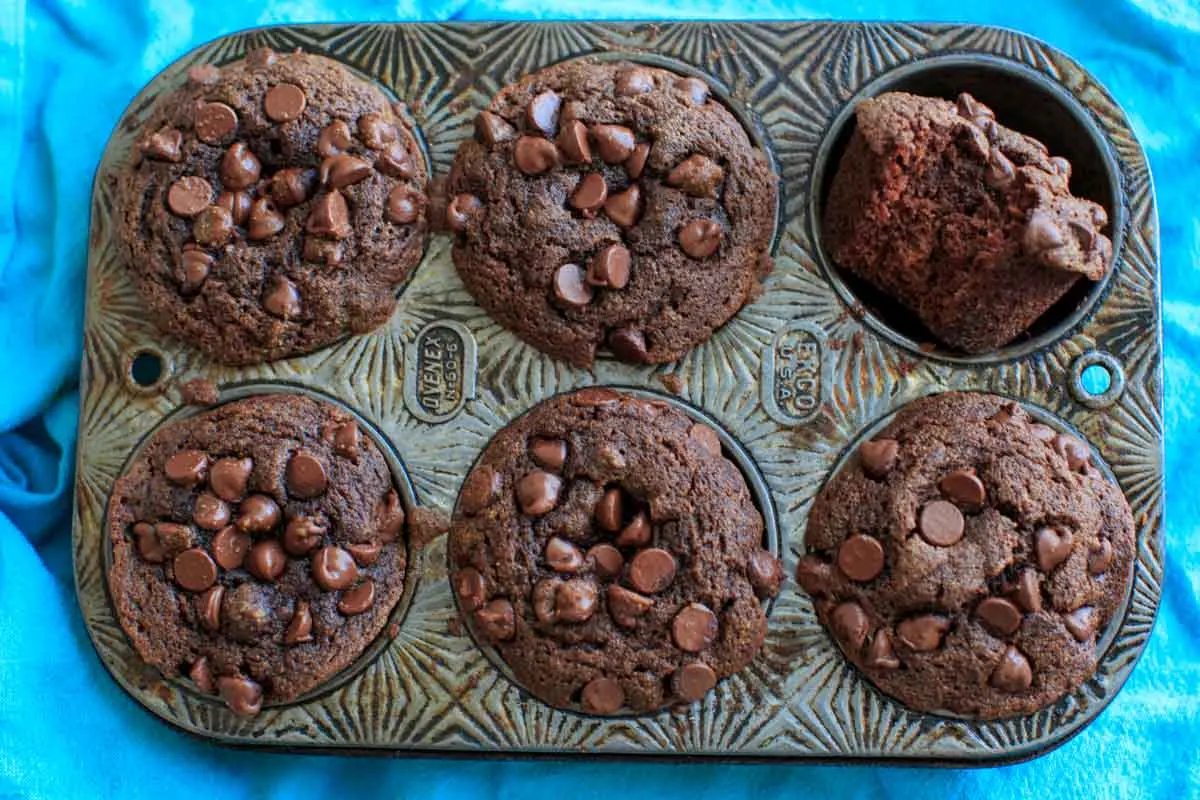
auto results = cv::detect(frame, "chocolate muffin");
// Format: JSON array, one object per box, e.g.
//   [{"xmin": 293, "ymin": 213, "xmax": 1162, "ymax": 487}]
[
  {"xmin": 447, "ymin": 60, "xmax": 778, "ymax": 367},
  {"xmin": 119, "ymin": 48, "xmax": 428, "ymax": 365},
  {"xmin": 449, "ymin": 388, "xmax": 781, "ymax": 714},
  {"xmin": 107, "ymin": 394, "xmax": 407, "ymax": 716},
  {"xmin": 800, "ymin": 392, "xmax": 1135, "ymax": 719},
  {"xmin": 822, "ymin": 92, "xmax": 1112, "ymax": 353}
]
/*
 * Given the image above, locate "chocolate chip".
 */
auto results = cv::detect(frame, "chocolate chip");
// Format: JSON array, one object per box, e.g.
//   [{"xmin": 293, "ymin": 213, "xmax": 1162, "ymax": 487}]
[
  {"xmin": 318, "ymin": 119, "xmax": 354, "ymax": 158},
  {"xmin": 220, "ymin": 142, "xmax": 261, "ymax": 190},
  {"xmin": 285, "ymin": 599, "xmax": 314, "ymax": 644},
  {"xmin": 570, "ymin": 173, "xmax": 608, "ymax": 214},
  {"xmin": 322, "ymin": 154, "xmax": 373, "ymax": 190},
  {"xmin": 218, "ymin": 675, "xmax": 263, "ymax": 716},
  {"xmin": 247, "ymin": 539, "xmax": 287, "ymax": 582},
  {"xmin": 306, "ymin": 190, "xmax": 351, "ymax": 239},
  {"xmin": 990, "ymin": 646, "xmax": 1033, "ymax": 692},
  {"xmin": 628, "ymin": 547, "xmax": 675, "ymax": 593},
  {"xmin": 133, "ymin": 522, "xmax": 166, "ymax": 563},
  {"xmin": 918, "ymin": 500, "xmax": 965, "ymax": 547},
  {"xmin": 678, "ymin": 219, "xmax": 721, "ymax": 259},
  {"xmin": 455, "ymin": 567, "xmax": 487, "ymax": 612},
  {"xmin": 338, "ymin": 579, "xmax": 376, "ymax": 616},
  {"xmin": 587, "ymin": 544, "xmax": 623, "ymax": 578},
  {"xmin": 747, "ymin": 550, "xmax": 783, "ymax": 598},
  {"xmin": 209, "ymin": 457, "xmax": 252, "ymax": 502},
  {"xmin": 245, "ymin": 47, "xmax": 277, "ymax": 68},
  {"xmin": 829, "ymin": 601, "xmax": 869, "ymax": 652},
  {"xmin": 865, "ymin": 629, "xmax": 900, "ymax": 669},
  {"xmin": 552, "ymin": 263, "xmax": 594, "ymax": 308},
  {"xmin": 180, "ymin": 250, "xmax": 213, "ymax": 294},
  {"xmin": 377, "ymin": 490, "xmax": 405, "ymax": 541},
  {"xmin": 526, "ymin": 90, "xmax": 561, "ymax": 137},
  {"xmin": 210, "ymin": 526, "xmax": 250, "ymax": 570},
  {"xmin": 939, "ymin": 469, "xmax": 986, "ymax": 510},
  {"xmin": 476, "ymin": 110, "xmax": 517, "ymax": 147},
  {"xmin": 378, "ymin": 139, "xmax": 416, "ymax": 177},
  {"xmin": 581, "ymin": 676, "xmax": 624, "ymax": 714},
  {"xmin": 270, "ymin": 168, "xmax": 311, "ymax": 207},
  {"xmin": 532, "ymin": 578, "xmax": 560, "ymax": 623},
  {"xmin": 264, "ymin": 83, "xmax": 306, "ymax": 122},
  {"xmin": 154, "ymin": 522, "xmax": 193, "ymax": 554},
  {"xmin": 956, "ymin": 93, "xmax": 994, "ymax": 122},
  {"xmin": 529, "ymin": 437, "xmax": 567, "ymax": 470},
  {"xmin": 595, "ymin": 488, "xmax": 623, "ymax": 532},
  {"xmin": 985, "ymin": 149, "xmax": 1016, "ymax": 189},
  {"xmin": 1029, "ymin": 423, "xmax": 1057, "ymax": 442},
  {"xmin": 607, "ymin": 584, "xmax": 652, "ymax": 626},
  {"xmin": 625, "ymin": 143, "xmax": 650, "ymax": 180},
  {"xmin": 286, "ymin": 451, "xmax": 327, "ymax": 499},
  {"xmin": 591, "ymin": 124, "xmax": 635, "ymax": 164},
  {"xmin": 333, "ymin": 421, "xmax": 361, "ymax": 461},
  {"xmin": 358, "ymin": 113, "xmax": 397, "ymax": 150},
  {"xmin": 193, "ymin": 492, "xmax": 231, "ymax": 530},
  {"xmin": 387, "ymin": 186, "xmax": 422, "ymax": 224},
  {"xmin": 688, "ymin": 424, "xmax": 722, "ymax": 457},
  {"xmin": 312, "ymin": 545, "xmax": 358, "ymax": 591},
  {"xmin": 216, "ymin": 190, "xmax": 252, "ymax": 226},
  {"xmin": 187, "ymin": 64, "xmax": 220, "ymax": 88},
  {"xmin": 1053, "ymin": 434, "xmax": 1091, "ymax": 472},
  {"xmin": 667, "ymin": 155, "xmax": 724, "ymax": 197},
  {"xmin": 282, "ymin": 515, "xmax": 325, "ymax": 557},
  {"xmin": 189, "ymin": 656, "xmax": 215, "ymax": 693},
  {"xmin": 173, "ymin": 548, "xmax": 217, "ymax": 592},
  {"xmin": 237, "ymin": 494, "xmax": 282, "ymax": 534},
  {"xmin": 615, "ymin": 511, "xmax": 652, "ymax": 548},
  {"xmin": 672, "ymin": 662, "xmax": 717, "ymax": 702},
  {"xmin": 513, "ymin": 135, "xmax": 559, "ymax": 175},
  {"xmin": 344, "ymin": 543, "xmax": 380, "ymax": 567},
  {"xmin": 516, "ymin": 470, "xmax": 563, "ymax": 516},
  {"xmin": 1035, "ymin": 527, "xmax": 1073, "ymax": 572},
  {"xmin": 836, "ymin": 533, "xmax": 885, "ymax": 582},
  {"xmin": 223, "ymin": 585, "xmax": 271, "ymax": 634},
  {"xmin": 460, "ymin": 465, "xmax": 502, "ymax": 515},
  {"xmin": 556, "ymin": 578, "xmax": 598, "ymax": 623},
  {"xmin": 247, "ymin": 197, "xmax": 286, "ymax": 240},
  {"xmin": 1088, "ymin": 539, "xmax": 1113, "ymax": 575},
  {"xmin": 475, "ymin": 598, "xmax": 516, "ymax": 641},
  {"xmin": 609, "ymin": 327, "xmax": 648, "ymax": 362},
  {"xmin": 192, "ymin": 203, "xmax": 234, "ymax": 247},
  {"xmin": 165, "ymin": 449, "xmax": 209, "ymax": 486},
  {"xmin": 796, "ymin": 556, "xmax": 834, "ymax": 598},
  {"xmin": 556, "ymin": 119, "xmax": 591, "ymax": 164},
  {"xmin": 676, "ymin": 77, "xmax": 710, "ymax": 105},
  {"xmin": 139, "ymin": 127, "xmax": 183, "ymax": 162},
  {"xmin": 167, "ymin": 176, "xmax": 214, "ymax": 218},
  {"xmin": 1012, "ymin": 568, "xmax": 1043, "ymax": 613},
  {"xmin": 446, "ymin": 193, "xmax": 482, "ymax": 232},
  {"xmin": 1051, "ymin": 156, "xmax": 1072, "ymax": 179},
  {"xmin": 1025, "ymin": 212, "xmax": 1066, "ymax": 254},
  {"xmin": 897, "ymin": 615, "xmax": 950, "ymax": 652},
  {"xmin": 1064, "ymin": 606, "xmax": 1096, "ymax": 641},
  {"xmin": 977, "ymin": 597, "xmax": 1023, "ymax": 637},
  {"xmin": 673, "ymin": 602, "xmax": 719, "ymax": 652},
  {"xmin": 571, "ymin": 388, "xmax": 621, "ymax": 407},
  {"xmin": 615, "ymin": 68, "xmax": 653, "ymax": 96},
  {"xmin": 587, "ymin": 244, "xmax": 631, "ymax": 289},
  {"xmin": 194, "ymin": 102, "xmax": 238, "ymax": 144},
  {"xmin": 263, "ymin": 275, "xmax": 302, "ymax": 319},
  {"xmin": 196, "ymin": 585, "xmax": 224, "ymax": 632},
  {"xmin": 859, "ymin": 438, "xmax": 899, "ymax": 478},
  {"xmin": 546, "ymin": 536, "xmax": 583, "ymax": 573}
]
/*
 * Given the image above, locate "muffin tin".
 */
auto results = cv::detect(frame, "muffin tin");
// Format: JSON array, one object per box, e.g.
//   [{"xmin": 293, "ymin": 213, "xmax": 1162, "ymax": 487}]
[{"xmin": 75, "ymin": 21, "xmax": 1162, "ymax": 762}]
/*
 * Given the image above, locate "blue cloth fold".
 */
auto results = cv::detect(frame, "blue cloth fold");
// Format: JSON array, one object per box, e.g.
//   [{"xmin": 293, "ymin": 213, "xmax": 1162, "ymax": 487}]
[{"xmin": 2, "ymin": 1, "xmax": 1197, "ymax": 798}]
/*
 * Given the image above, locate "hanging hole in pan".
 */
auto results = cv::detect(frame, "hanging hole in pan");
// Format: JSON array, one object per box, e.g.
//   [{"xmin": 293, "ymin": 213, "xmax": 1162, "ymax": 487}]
[
  {"xmin": 1070, "ymin": 350, "xmax": 1125, "ymax": 408},
  {"xmin": 810, "ymin": 54, "xmax": 1125, "ymax": 365},
  {"xmin": 124, "ymin": 347, "xmax": 171, "ymax": 393}
]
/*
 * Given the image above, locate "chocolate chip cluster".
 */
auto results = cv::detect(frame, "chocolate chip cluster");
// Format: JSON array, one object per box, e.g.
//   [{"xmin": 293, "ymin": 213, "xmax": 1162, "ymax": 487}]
[{"xmin": 128, "ymin": 418, "xmax": 404, "ymax": 716}]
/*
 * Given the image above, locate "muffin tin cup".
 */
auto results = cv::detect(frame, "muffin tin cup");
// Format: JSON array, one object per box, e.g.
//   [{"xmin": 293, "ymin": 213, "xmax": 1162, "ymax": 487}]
[{"xmin": 75, "ymin": 21, "xmax": 1162, "ymax": 762}]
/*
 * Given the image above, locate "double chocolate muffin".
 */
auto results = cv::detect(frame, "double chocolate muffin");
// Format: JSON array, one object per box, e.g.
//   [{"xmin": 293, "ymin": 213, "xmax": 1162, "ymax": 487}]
[
  {"xmin": 107, "ymin": 394, "xmax": 408, "ymax": 715},
  {"xmin": 822, "ymin": 92, "xmax": 1113, "ymax": 353},
  {"xmin": 447, "ymin": 60, "xmax": 778, "ymax": 367},
  {"xmin": 449, "ymin": 388, "xmax": 782, "ymax": 714},
  {"xmin": 119, "ymin": 48, "xmax": 428, "ymax": 364},
  {"xmin": 800, "ymin": 392, "xmax": 1135, "ymax": 719}
]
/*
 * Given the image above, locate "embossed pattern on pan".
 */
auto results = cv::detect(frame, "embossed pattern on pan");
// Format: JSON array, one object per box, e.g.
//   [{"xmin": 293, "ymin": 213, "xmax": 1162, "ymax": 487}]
[{"xmin": 76, "ymin": 22, "xmax": 1162, "ymax": 762}]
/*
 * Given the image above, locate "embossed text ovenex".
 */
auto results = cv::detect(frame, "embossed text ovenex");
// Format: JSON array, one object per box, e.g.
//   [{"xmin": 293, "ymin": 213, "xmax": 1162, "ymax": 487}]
[{"xmin": 76, "ymin": 22, "xmax": 1161, "ymax": 762}]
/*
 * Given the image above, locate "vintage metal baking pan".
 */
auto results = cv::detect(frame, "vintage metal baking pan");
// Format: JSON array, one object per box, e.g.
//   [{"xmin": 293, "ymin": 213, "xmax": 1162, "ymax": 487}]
[{"xmin": 75, "ymin": 21, "xmax": 1162, "ymax": 763}]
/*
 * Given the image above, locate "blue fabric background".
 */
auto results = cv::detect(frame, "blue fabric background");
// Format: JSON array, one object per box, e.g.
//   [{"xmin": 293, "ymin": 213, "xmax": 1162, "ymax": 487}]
[{"xmin": 1, "ymin": 1, "xmax": 1196, "ymax": 797}]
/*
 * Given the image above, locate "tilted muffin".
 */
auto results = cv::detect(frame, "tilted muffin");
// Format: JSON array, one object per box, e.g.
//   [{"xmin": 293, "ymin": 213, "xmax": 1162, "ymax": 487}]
[
  {"xmin": 447, "ymin": 60, "xmax": 778, "ymax": 367},
  {"xmin": 822, "ymin": 92, "xmax": 1112, "ymax": 353},
  {"xmin": 449, "ymin": 388, "xmax": 782, "ymax": 714},
  {"xmin": 107, "ymin": 394, "xmax": 407, "ymax": 715},
  {"xmin": 119, "ymin": 48, "xmax": 428, "ymax": 364},
  {"xmin": 800, "ymin": 392, "xmax": 1135, "ymax": 719}
]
